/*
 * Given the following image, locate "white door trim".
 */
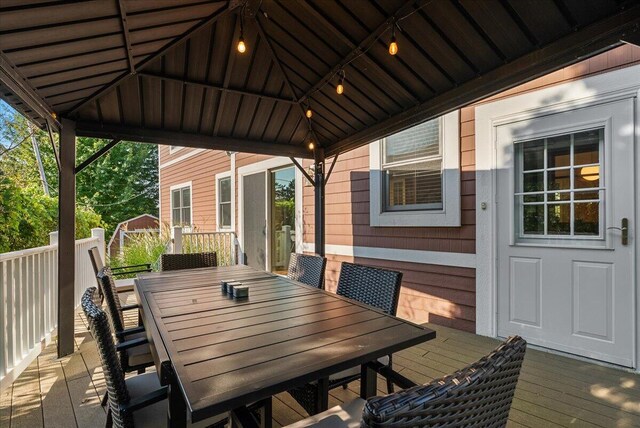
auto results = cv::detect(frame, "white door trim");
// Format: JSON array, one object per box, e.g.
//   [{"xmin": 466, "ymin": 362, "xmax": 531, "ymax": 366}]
[
  {"xmin": 475, "ymin": 64, "xmax": 640, "ymax": 369},
  {"xmin": 237, "ymin": 157, "xmax": 303, "ymax": 269}
]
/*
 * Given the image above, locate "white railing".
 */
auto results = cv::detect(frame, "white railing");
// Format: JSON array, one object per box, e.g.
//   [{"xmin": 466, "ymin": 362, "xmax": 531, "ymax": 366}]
[
  {"xmin": 0, "ymin": 228, "xmax": 105, "ymax": 389},
  {"xmin": 173, "ymin": 227, "xmax": 238, "ymax": 266}
]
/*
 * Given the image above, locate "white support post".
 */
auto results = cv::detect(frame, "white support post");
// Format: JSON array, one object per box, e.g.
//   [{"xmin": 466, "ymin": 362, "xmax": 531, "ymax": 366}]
[
  {"xmin": 49, "ymin": 231, "xmax": 58, "ymax": 246},
  {"xmin": 91, "ymin": 228, "xmax": 106, "ymax": 263},
  {"xmin": 172, "ymin": 226, "xmax": 183, "ymax": 254}
]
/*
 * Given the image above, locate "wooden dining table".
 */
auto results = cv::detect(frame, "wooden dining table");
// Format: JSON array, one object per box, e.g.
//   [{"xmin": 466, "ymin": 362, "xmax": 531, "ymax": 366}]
[{"xmin": 135, "ymin": 264, "xmax": 436, "ymax": 427}]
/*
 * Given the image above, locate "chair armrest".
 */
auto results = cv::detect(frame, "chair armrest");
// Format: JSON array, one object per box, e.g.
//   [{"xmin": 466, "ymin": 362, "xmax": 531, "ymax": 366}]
[
  {"xmin": 121, "ymin": 325, "xmax": 145, "ymax": 337},
  {"xmin": 368, "ymin": 361, "xmax": 418, "ymax": 390},
  {"xmin": 116, "ymin": 336, "xmax": 148, "ymax": 351},
  {"xmin": 111, "ymin": 263, "xmax": 152, "ymax": 272},
  {"xmin": 121, "ymin": 304, "xmax": 140, "ymax": 311},
  {"xmin": 121, "ymin": 386, "xmax": 168, "ymax": 414}
]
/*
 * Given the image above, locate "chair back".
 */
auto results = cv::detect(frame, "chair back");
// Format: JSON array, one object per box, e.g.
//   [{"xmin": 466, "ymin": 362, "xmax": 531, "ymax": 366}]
[
  {"xmin": 160, "ymin": 252, "xmax": 217, "ymax": 271},
  {"xmin": 287, "ymin": 253, "xmax": 327, "ymax": 289},
  {"xmin": 97, "ymin": 267, "xmax": 126, "ymax": 336},
  {"xmin": 82, "ymin": 287, "xmax": 132, "ymax": 427},
  {"xmin": 336, "ymin": 262, "xmax": 402, "ymax": 315},
  {"xmin": 88, "ymin": 247, "xmax": 105, "ymax": 295},
  {"xmin": 362, "ymin": 336, "xmax": 527, "ymax": 428}
]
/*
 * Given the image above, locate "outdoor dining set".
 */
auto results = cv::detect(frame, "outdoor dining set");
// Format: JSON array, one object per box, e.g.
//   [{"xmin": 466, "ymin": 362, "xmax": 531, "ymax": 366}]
[{"xmin": 85, "ymin": 249, "xmax": 526, "ymax": 428}]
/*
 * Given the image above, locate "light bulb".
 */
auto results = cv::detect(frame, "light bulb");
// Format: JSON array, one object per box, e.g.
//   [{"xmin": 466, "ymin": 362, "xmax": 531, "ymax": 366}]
[
  {"xmin": 306, "ymin": 108, "xmax": 312, "ymax": 118},
  {"xmin": 237, "ymin": 37, "xmax": 246, "ymax": 53},
  {"xmin": 51, "ymin": 112, "xmax": 57, "ymax": 120},
  {"xmin": 308, "ymin": 141, "xmax": 315, "ymax": 150},
  {"xmin": 336, "ymin": 82, "xmax": 344, "ymax": 95},
  {"xmin": 389, "ymin": 37, "xmax": 398, "ymax": 55}
]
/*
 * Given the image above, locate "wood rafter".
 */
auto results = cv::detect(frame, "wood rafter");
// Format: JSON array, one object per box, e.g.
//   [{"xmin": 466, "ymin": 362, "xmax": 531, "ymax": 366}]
[
  {"xmin": 327, "ymin": 3, "xmax": 640, "ymax": 157},
  {"xmin": 0, "ymin": 51, "xmax": 60, "ymax": 129},
  {"xmin": 67, "ymin": 1, "xmax": 238, "ymax": 116},
  {"xmin": 76, "ymin": 121, "xmax": 314, "ymax": 158},
  {"xmin": 117, "ymin": 0, "xmax": 135, "ymax": 74},
  {"xmin": 299, "ymin": 0, "xmax": 425, "ymax": 103}
]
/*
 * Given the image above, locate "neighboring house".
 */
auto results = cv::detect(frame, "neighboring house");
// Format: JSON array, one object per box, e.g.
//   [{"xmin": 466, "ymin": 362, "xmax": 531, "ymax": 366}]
[
  {"xmin": 107, "ymin": 214, "xmax": 159, "ymax": 258},
  {"xmin": 158, "ymin": 45, "xmax": 640, "ymax": 369}
]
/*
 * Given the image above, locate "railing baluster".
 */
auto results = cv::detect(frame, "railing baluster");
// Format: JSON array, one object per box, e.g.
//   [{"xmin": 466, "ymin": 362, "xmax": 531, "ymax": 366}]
[{"xmin": 0, "ymin": 261, "xmax": 5, "ymax": 378}]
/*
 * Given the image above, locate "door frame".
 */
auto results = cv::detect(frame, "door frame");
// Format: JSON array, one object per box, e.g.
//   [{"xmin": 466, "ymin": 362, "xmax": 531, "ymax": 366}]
[
  {"xmin": 237, "ymin": 157, "xmax": 303, "ymax": 270},
  {"xmin": 475, "ymin": 64, "xmax": 640, "ymax": 369}
]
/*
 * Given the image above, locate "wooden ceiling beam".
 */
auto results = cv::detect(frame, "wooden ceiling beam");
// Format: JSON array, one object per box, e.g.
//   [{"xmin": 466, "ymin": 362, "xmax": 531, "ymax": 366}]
[
  {"xmin": 66, "ymin": 0, "xmax": 236, "ymax": 116},
  {"xmin": 138, "ymin": 72, "xmax": 297, "ymax": 104},
  {"xmin": 117, "ymin": 0, "xmax": 135, "ymax": 74},
  {"xmin": 0, "ymin": 51, "xmax": 60, "ymax": 129},
  {"xmin": 75, "ymin": 121, "xmax": 314, "ymax": 158},
  {"xmin": 299, "ymin": 0, "xmax": 425, "ymax": 103},
  {"xmin": 326, "ymin": 4, "xmax": 640, "ymax": 157}
]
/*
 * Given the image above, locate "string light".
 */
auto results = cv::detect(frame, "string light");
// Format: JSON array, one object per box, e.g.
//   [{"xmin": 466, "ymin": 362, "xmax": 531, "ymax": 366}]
[
  {"xmin": 336, "ymin": 70, "xmax": 345, "ymax": 95},
  {"xmin": 51, "ymin": 112, "xmax": 57, "ymax": 120},
  {"xmin": 308, "ymin": 140, "xmax": 315, "ymax": 151},
  {"xmin": 305, "ymin": 100, "xmax": 313, "ymax": 118},
  {"xmin": 388, "ymin": 23, "xmax": 398, "ymax": 55},
  {"xmin": 237, "ymin": 14, "xmax": 246, "ymax": 53}
]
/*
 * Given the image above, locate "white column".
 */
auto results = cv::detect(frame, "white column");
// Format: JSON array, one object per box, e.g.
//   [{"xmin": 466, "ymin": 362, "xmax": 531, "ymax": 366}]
[
  {"xmin": 49, "ymin": 231, "xmax": 58, "ymax": 246},
  {"xmin": 91, "ymin": 228, "xmax": 106, "ymax": 263},
  {"xmin": 172, "ymin": 226, "xmax": 183, "ymax": 254}
]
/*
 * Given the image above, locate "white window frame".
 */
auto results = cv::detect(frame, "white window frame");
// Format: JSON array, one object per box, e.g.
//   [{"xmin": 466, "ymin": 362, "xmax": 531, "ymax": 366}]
[
  {"xmin": 169, "ymin": 181, "xmax": 192, "ymax": 227},
  {"xmin": 169, "ymin": 145, "xmax": 184, "ymax": 154},
  {"xmin": 215, "ymin": 171, "xmax": 234, "ymax": 231},
  {"xmin": 369, "ymin": 110, "xmax": 460, "ymax": 227}
]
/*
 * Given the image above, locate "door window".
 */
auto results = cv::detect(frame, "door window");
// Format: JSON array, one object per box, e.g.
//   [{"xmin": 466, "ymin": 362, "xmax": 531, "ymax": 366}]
[{"xmin": 515, "ymin": 128, "xmax": 603, "ymax": 241}]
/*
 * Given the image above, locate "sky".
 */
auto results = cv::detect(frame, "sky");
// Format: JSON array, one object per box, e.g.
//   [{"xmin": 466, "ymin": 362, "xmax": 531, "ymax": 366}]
[{"xmin": 0, "ymin": 99, "xmax": 19, "ymax": 148}]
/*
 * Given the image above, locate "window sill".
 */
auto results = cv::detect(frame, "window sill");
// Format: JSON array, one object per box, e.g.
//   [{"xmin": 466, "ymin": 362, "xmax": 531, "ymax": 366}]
[{"xmin": 370, "ymin": 209, "xmax": 461, "ymax": 227}]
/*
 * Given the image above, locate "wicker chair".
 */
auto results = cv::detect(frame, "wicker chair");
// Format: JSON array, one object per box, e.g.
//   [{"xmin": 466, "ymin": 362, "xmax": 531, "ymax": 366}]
[
  {"xmin": 88, "ymin": 246, "xmax": 151, "ymax": 302},
  {"xmin": 160, "ymin": 252, "xmax": 217, "ymax": 271},
  {"xmin": 283, "ymin": 336, "xmax": 527, "ymax": 428},
  {"xmin": 81, "ymin": 287, "xmax": 228, "ymax": 428},
  {"xmin": 287, "ymin": 262, "xmax": 403, "ymax": 416},
  {"xmin": 97, "ymin": 267, "xmax": 154, "ymax": 374},
  {"xmin": 287, "ymin": 253, "xmax": 327, "ymax": 289}
]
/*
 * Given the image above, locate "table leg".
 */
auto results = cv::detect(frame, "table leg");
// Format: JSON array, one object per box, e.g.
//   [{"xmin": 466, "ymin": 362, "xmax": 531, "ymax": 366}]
[
  {"xmin": 168, "ymin": 368, "xmax": 187, "ymax": 428},
  {"xmin": 316, "ymin": 377, "xmax": 329, "ymax": 413},
  {"xmin": 360, "ymin": 363, "xmax": 377, "ymax": 399}
]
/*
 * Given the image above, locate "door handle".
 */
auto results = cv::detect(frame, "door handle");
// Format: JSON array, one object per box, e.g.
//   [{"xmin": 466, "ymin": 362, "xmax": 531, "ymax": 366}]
[{"xmin": 606, "ymin": 218, "xmax": 628, "ymax": 245}]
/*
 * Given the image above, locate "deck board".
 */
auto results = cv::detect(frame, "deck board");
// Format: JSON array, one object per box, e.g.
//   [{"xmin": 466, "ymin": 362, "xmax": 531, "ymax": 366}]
[{"xmin": 4, "ymin": 291, "xmax": 639, "ymax": 428}]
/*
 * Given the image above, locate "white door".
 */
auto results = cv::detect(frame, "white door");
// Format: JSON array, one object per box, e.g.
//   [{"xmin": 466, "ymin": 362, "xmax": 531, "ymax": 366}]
[{"xmin": 496, "ymin": 99, "xmax": 636, "ymax": 367}]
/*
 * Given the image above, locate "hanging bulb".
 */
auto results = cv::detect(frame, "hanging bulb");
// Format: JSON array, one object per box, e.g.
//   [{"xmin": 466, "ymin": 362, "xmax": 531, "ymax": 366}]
[
  {"xmin": 51, "ymin": 112, "xmax": 57, "ymax": 120},
  {"xmin": 308, "ymin": 140, "xmax": 315, "ymax": 150},
  {"xmin": 388, "ymin": 24, "xmax": 398, "ymax": 55},
  {"xmin": 388, "ymin": 36, "xmax": 398, "ymax": 55},
  {"xmin": 336, "ymin": 71, "xmax": 345, "ymax": 95},
  {"xmin": 237, "ymin": 36, "xmax": 246, "ymax": 53},
  {"xmin": 306, "ymin": 107, "xmax": 312, "ymax": 118}
]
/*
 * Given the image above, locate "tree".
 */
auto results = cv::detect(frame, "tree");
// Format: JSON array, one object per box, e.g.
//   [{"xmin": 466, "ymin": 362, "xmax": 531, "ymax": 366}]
[{"xmin": 0, "ymin": 101, "xmax": 158, "ymax": 251}]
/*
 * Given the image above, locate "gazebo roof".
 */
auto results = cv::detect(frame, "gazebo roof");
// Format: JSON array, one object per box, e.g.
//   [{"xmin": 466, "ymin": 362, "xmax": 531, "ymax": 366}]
[{"xmin": 1, "ymin": 0, "xmax": 639, "ymax": 158}]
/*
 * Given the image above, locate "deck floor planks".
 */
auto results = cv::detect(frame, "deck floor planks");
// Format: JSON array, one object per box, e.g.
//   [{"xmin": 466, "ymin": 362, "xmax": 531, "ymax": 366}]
[{"xmin": 4, "ymin": 291, "xmax": 639, "ymax": 428}]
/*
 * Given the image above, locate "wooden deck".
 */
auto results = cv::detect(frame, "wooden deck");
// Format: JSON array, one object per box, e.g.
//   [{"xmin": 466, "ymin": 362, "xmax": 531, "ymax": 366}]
[{"xmin": 2, "ymin": 292, "xmax": 639, "ymax": 428}]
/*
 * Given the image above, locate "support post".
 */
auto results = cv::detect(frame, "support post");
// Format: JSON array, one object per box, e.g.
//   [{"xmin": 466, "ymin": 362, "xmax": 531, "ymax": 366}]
[
  {"xmin": 172, "ymin": 226, "xmax": 183, "ymax": 254},
  {"xmin": 91, "ymin": 228, "xmax": 106, "ymax": 264},
  {"xmin": 57, "ymin": 118, "xmax": 76, "ymax": 358},
  {"xmin": 314, "ymin": 149, "xmax": 325, "ymax": 257}
]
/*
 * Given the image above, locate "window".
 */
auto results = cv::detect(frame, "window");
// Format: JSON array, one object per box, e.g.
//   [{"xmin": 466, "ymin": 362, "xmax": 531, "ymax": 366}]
[
  {"xmin": 218, "ymin": 176, "xmax": 231, "ymax": 229},
  {"xmin": 171, "ymin": 185, "xmax": 191, "ymax": 226},
  {"xmin": 382, "ymin": 118, "xmax": 443, "ymax": 211},
  {"xmin": 369, "ymin": 110, "xmax": 460, "ymax": 227},
  {"xmin": 515, "ymin": 128, "xmax": 603, "ymax": 240},
  {"xmin": 169, "ymin": 145, "xmax": 183, "ymax": 154}
]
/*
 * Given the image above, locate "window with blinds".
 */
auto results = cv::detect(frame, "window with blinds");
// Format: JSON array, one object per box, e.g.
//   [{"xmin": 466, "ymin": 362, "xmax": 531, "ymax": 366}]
[
  {"xmin": 218, "ymin": 177, "xmax": 231, "ymax": 229},
  {"xmin": 382, "ymin": 118, "xmax": 443, "ymax": 211}
]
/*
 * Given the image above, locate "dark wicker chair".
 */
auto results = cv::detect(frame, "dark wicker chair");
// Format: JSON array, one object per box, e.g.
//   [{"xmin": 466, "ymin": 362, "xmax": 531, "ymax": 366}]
[
  {"xmin": 283, "ymin": 336, "xmax": 527, "ymax": 428},
  {"xmin": 97, "ymin": 267, "xmax": 154, "ymax": 374},
  {"xmin": 287, "ymin": 253, "xmax": 327, "ymax": 289},
  {"xmin": 160, "ymin": 252, "xmax": 217, "ymax": 271},
  {"xmin": 88, "ymin": 246, "xmax": 151, "ymax": 302},
  {"xmin": 287, "ymin": 262, "xmax": 403, "ymax": 416},
  {"xmin": 81, "ymin": 287, "xmax": 228, "ymax": 428}
]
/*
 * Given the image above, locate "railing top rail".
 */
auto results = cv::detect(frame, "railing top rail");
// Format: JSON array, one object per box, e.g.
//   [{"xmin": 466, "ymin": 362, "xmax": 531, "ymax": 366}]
[
  {"xmin": 75, "ymin": 236, "xmax": 100, "ymax": 245},
  {"xmin": 0, "ymin": 244, "xmax": 57, "ymax": 262},
  {"xmin": 182, "ymin": 231, "xmax": 236, "ymax": 236}
]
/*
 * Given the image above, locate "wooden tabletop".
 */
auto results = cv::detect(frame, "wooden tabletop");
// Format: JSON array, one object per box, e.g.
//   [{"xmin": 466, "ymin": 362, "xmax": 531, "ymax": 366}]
[{"xmin": 135, "ymin": 264, "xmax": 435, "ymax": 423}]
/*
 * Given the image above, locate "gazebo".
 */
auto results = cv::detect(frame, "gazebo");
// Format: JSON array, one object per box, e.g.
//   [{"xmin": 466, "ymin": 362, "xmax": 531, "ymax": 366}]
[{"xmin": 0, "ymin": 0, "xmax": 638, "ymax": 359}]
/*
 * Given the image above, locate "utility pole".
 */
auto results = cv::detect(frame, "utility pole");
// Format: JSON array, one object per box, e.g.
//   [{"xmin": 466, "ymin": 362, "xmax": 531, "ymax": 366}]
[{"xmin": 29, "ymin": 123, "xmax": 50, "ymax": 196}]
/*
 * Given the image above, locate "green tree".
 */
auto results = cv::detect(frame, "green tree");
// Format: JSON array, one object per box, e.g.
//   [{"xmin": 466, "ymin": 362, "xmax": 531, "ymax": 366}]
[{"xmin": 0, "ymin": 101, "xmax": 158, "ymax": 251}]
